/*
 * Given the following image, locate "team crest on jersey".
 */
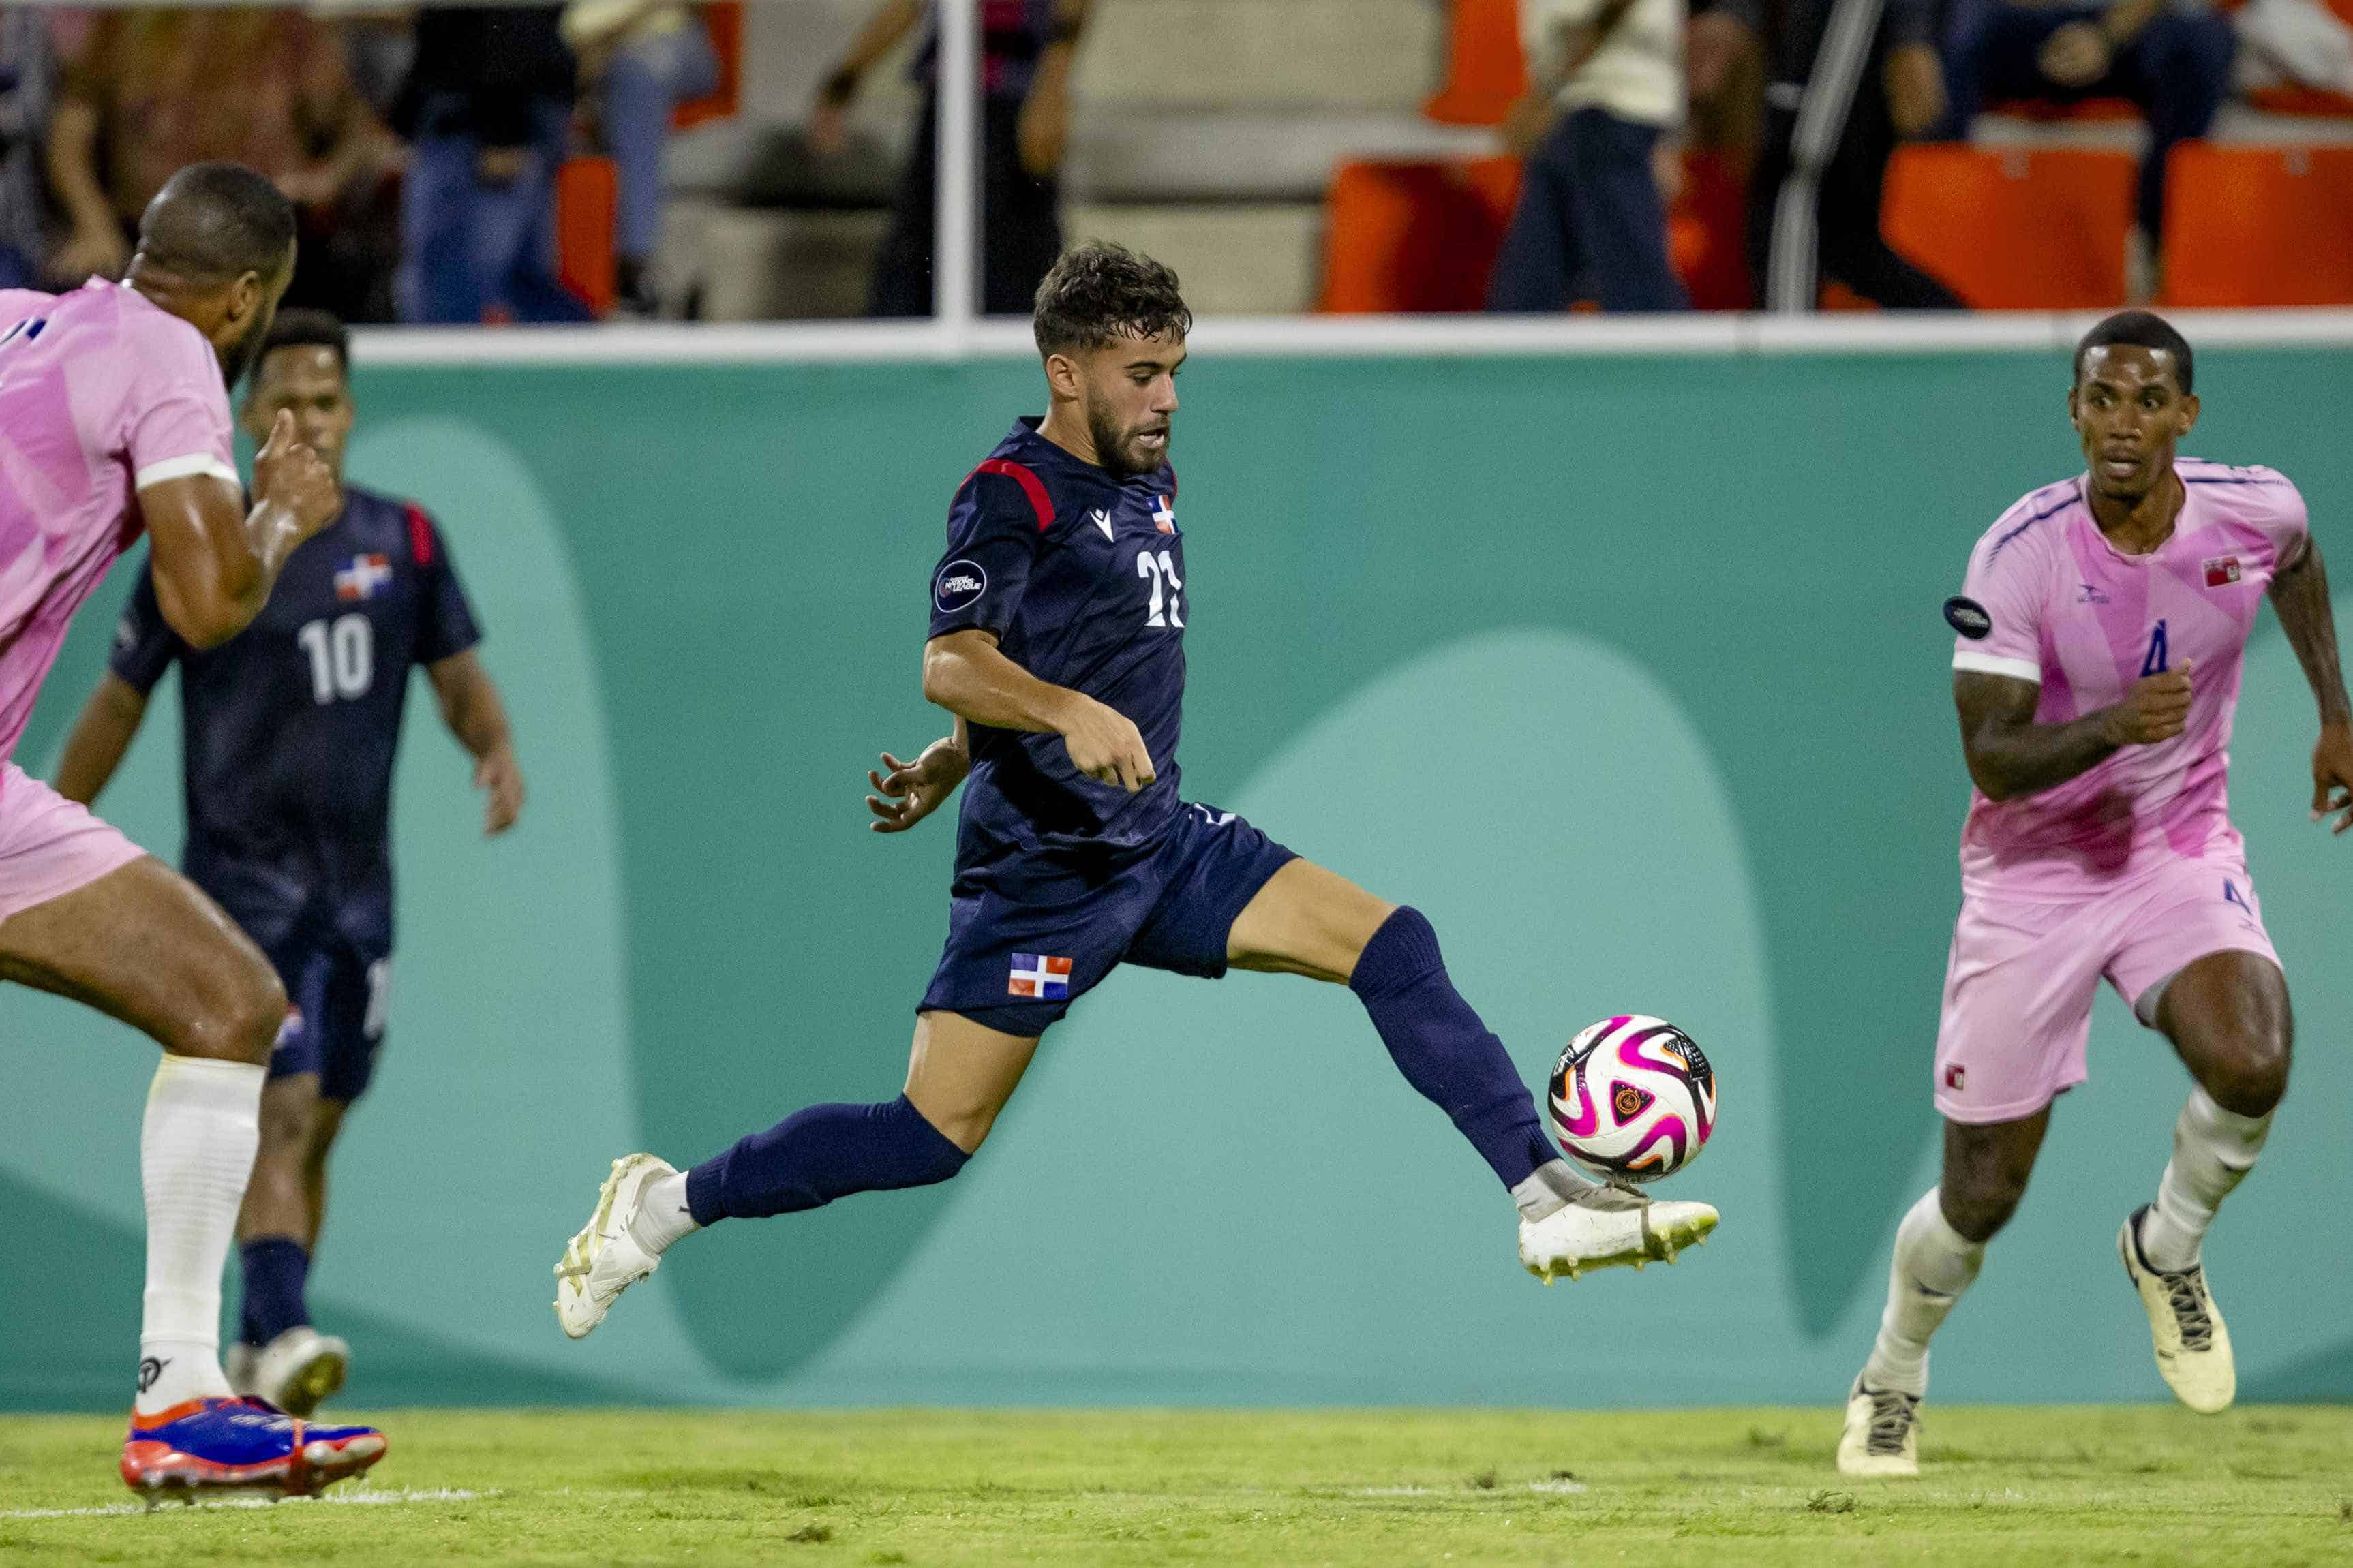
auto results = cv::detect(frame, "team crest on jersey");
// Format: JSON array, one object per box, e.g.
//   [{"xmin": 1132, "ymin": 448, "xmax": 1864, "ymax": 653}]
[
  {"xmin": 335, "ymin": 554, "xmax": 393, "ymax": 601},
  {"xmin": 1153, "ymin": 496, "xmax": 1176, "ymax": 534},
  {"xmin": 1943, "ymin": 596, "xmax": 1992, "ymax": 639},
  {"xmin": 2203, "ymin": 555, "xmax": 2242, "ymax": 588},
  {"xmin": 1007, "ymin": 953, "xmax": 1072, "ymax": 1000}
]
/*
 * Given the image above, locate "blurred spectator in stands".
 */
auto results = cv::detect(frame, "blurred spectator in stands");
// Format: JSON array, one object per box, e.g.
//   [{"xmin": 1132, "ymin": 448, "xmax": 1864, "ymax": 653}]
[
  {"xmin": 0, "ymin": 10, "xmax": 53, "ymax": 289},
  {"xmin": 565, "ymin": 2, "xmax": 717, "ymax": 316},
  {"xmin": 45, "ymin": 8, "xmax": 398, "ymax": 312},
  {"xmin": 1715, "ymin": 0, "xmax": 1962, "ymax": 309},
  {"xmin": 394, "ymin": 5, "xmax": 594, "ymax": 323},
  {"xmin": 812, "ymin": 0, "xmax": 1089, "ymax": 317},
  {"xmin": 1943, "ymin": 0, "xmax": 2232, "ymax": 252},
  {"xmin": 1487, "ymin": 0, "xmax": 1690, "ymax": 312}
]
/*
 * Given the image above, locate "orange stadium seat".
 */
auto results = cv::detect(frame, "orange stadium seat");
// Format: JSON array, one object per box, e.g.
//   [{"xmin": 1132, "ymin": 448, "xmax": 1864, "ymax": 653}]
[
  {"xmin": 673, "ymin": 3, "xmax": 743, "ymax": 131},
  {"xmin": 2161, "ymin": 143, "xmax": 2353, "ymax": 306},
  {"xmin": 555, "ymin": 156, "xmax": 619, "ymax": 318},
  {"xmin": 1425, "ymin": 0, "xmax": 1528, "ymax": 127},
  {"xmin": 1880, "ymin": 144, "xmax": 2135, "ymax": 309}
]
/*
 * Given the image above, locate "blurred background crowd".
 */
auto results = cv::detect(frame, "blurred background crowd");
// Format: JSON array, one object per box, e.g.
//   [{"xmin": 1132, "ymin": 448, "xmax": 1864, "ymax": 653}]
[{"xmin": 0, "ymin": 0, "xmax": 2346, "ymax": 323}]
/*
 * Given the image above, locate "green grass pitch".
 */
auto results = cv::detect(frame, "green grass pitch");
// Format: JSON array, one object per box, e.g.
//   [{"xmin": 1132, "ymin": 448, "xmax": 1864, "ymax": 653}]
[{"xmin": 3, "ymin": 1407, "xmax": 2350, "ymax": 1565}]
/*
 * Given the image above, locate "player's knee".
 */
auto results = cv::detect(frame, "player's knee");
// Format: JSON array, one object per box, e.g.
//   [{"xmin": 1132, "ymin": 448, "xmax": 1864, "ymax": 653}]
[
  {"xmin": 1941, "ymin": 1166, "xmax": 2032, "ymax": 1244},
  {"xmin": 173, "ymin": 957, "xmax": 286, "ymax": 1067},
  {"xmin": 2204, "ymin": 1032, "xmax": 2290, "ymax": 1118}
]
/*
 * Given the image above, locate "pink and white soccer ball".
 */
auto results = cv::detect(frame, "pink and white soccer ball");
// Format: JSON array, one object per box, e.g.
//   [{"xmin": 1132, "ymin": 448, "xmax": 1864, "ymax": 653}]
[{"xmin": 1547, "ymin": 1015, "xmax": 1717, "ymax": 1182}]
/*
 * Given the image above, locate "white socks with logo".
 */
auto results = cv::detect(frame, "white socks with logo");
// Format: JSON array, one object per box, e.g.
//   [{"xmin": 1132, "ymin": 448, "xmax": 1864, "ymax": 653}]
[
  {"xmin": 628, "ymin": 1169, "xmax": 700, "ymax": 1256},
  {"xmin": 2139, "ymin": 1087, "xmax": 2272, "ymax": 1273},
  {"xmin": 135, "ymin": 1056, "xmax": 263, "ymax": 1415},
  {"xmin": 1862, "ymin": 1188, "xmax": 1985, "ymax": 1398}
]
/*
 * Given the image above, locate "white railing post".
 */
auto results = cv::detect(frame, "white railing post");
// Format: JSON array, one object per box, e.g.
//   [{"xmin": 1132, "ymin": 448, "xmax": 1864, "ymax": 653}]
[{"xmin": 934, "ymin": 0, "xmax": 980, "ymax": 354}]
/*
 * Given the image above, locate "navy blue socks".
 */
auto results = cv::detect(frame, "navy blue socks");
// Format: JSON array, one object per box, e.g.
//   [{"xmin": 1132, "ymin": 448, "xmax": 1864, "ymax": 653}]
[
  {"xmin": 684, "ymin": 1094, "xmax": 969, "ymax": 1226},
  {"xmin": 1350, "ymin": 906, "xmax": 1553, "ymax": 1191},
  {"xmin": 239, "ymin": 1237, "xmax": 311, "ymax": 1347}
]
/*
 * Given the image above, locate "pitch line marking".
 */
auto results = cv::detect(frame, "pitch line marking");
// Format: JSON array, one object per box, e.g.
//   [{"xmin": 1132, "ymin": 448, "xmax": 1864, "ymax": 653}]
[{"xmin": 1, "ymin": 1486, "xmax": 496, "ymax": 1518}]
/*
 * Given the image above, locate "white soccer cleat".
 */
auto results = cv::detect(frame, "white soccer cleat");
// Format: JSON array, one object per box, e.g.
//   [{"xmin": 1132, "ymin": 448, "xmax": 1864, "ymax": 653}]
[
  {"xmin": 2120, "ymin": 1205, "xmax": 2234, "ymax": 1414},
  {"xmin": 1518, "ymin": 1183, "xmax": 1718, "ymax": 1282},
  {"xmin": 1838, "ymin": 1379, "xmax": 1922, "ymax": 1477},
  {"xmin": 248, "ymin": 1325, "xmax": 350, "ymax": 1417},
  {"xmin": 553, "ymin": 1153, "xmax": 675, "ymax": 1340}
]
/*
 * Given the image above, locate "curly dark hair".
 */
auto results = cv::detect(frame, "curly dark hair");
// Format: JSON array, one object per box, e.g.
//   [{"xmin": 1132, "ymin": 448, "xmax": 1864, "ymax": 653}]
[
  {"xmin": 1032, "ymin": 241, "xmax": 1192, "ymax": 358},
  {"xmin": 2075, "ymin": 309, "xmax": 2193, "ymax": 395}
]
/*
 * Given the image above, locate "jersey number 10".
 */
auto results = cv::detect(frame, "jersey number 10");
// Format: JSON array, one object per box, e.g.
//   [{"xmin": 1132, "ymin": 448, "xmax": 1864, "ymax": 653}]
[{"xmin": 297, "ymin": 615, "xmax": 375, "ymax": 703}]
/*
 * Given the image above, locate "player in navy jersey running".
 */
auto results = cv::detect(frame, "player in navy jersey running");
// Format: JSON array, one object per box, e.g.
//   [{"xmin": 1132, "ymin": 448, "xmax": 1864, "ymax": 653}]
[
  {"xmin": 56, "ymin": 309, "xmax": 525, "ymax": 1415},
  {"xmin": 553, "ymin": 242, "xmax": 1718, "ymax": 1338}
]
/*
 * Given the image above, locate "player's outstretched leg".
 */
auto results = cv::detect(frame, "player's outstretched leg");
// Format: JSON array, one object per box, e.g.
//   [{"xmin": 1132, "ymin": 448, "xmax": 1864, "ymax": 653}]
[
  {"xmin": 0, "ymin": 856, "xmax": 386, "ymax": 1495},
  {"xmin": 1224, "ymin": 860, "xmax": 1718, "ymax": 1281},
  {"xmin": 1840, "ymin": 1110, "xmax": 2041, "ymax": 1479},
  {"xmin": 554, "ymin": 1011, "xmax": 1025, "ymax": 1338},
  {"xmin": 2119, "ymin": 951, "xmax": 2290, "ymax": 1415}
]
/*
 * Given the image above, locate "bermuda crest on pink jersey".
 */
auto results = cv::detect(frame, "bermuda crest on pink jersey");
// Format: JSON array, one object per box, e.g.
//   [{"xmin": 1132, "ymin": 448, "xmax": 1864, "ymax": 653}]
[
  {"xmin": 1949, "ymin": 460, "xmax": 2310, "ymax": 898},
  {"xmin": 0, "ymin": 279, "xmax": 236, "ymax": 765}
]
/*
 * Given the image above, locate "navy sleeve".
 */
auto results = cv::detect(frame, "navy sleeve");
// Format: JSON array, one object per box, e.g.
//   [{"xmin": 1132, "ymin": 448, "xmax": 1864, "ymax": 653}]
[
  {"xmin": 108, "ymin": 561, "xmax": 184, "ymax": 696},
  {"xmin": 409, "ymin": 508, "xmax": 483, "ymax": 666},
  {"xmin": 928, "ymin": 465, "xmax": 1052, "ymax": 642}
]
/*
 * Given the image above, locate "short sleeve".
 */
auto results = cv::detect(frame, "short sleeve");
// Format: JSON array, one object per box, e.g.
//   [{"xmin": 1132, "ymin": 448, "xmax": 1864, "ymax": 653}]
[
  {"xmin": 928, "ymin": 464, "xmax": 1052, "ymax": 642},
  {"xmin": 1952, "ymin": 525, "xmax": 2046, "ymax": 685},
  {"xmin": 2244, "ymin": 467, "xmax": 2311, "ymax": 572},
  {"xmin": 408, "ymin": 507, "xmax": 483, "ymax": 666},
  {"xmin": 122, "ymin": 309, "xmax": 237, "ymax": 493},
  {"xmin": 108, "ymin": 560, "xmax": 184, "ymax": 695}
]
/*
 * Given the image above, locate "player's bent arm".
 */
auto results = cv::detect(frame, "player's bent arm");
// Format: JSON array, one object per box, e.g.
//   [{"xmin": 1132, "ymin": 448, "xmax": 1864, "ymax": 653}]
[
  {"xmin": 140, "ymin": 413, "xmax": 339, "ymax": 649},
  {"xmin": 50, "ymin": 673, "xmax": 151, "ymax": 808},
  {"xmin": 1954, "ymin": 666, "xmax": 2197, "ymax": 801},
  {"xmin": 922, "ymin": 630, "xmax": 1155, "ymax": 791},
  {"xmin": 2268, "ymin": 536, "xmax": 2353, "ymax": 728}
]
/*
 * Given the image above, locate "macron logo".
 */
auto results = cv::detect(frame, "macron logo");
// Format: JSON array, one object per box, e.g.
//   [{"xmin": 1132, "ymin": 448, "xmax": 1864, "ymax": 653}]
[{"xmin": 1092, "ymin": 509, "xmax": 1114, "ymax": 541}]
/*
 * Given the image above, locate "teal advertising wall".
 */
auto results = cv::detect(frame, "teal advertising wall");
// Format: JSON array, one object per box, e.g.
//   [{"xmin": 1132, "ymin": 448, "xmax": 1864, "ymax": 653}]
[{"xmin": 3, "ymin": 343, "xmax": 2348, "ymax": 1409}]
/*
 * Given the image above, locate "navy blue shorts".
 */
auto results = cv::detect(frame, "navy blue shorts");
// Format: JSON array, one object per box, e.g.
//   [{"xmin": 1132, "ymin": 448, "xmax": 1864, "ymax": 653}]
[
  {"xmin": 261, "ymin": 930, "xmax": 393, "ymax": 1104},
  {"xmin": 920, "ymin": 801, "xmax": 1298, "ymax": 1035}
]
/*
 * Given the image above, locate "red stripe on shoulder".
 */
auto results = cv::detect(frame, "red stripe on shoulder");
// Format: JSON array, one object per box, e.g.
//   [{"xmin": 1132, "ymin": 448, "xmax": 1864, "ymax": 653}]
[
  {"xmin": 405, "ymin": 503, "xmax": 434, "ymax": 567},
  {"xmin": 968, "ymin": 458, "xmax": 1055, "ymax": 532}
]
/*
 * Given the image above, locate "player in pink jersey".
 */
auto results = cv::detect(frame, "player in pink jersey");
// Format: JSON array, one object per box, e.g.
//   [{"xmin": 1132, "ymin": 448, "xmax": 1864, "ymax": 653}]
[
  {"xmin": 0, "ymin": 163, "xmax": 386, "ymax": 1496},
  {"xmin": 1838, "ymin": 311, "xmax": 2353, "ymax": 1477}
]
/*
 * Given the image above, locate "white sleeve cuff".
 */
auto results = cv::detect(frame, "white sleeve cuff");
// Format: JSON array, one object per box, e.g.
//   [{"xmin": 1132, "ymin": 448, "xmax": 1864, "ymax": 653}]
[
  {"xmin": 134, "ymin": 453, "xmax": 239, "ymax": 491},
  {"xmin": 1953, "ymin": 649, "xmax": 2043, "ymax": 683}
]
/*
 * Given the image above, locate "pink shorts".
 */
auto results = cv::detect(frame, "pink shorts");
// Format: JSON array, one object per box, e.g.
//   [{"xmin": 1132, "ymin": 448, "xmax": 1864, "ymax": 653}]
[
  {"xmin": 1933, "ymin": 853, "xmax": 2283, "ymax": 1124},
  {"xmin": 0, "ymin": 763, "xmax": 145, "ymax": 926}
]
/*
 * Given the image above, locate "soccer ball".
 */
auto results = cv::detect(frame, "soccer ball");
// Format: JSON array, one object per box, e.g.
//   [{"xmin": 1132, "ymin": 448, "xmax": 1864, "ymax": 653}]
[{"xmin": 1547, "ymin": 1015, "xmax": 1716, "ymax": 1182}]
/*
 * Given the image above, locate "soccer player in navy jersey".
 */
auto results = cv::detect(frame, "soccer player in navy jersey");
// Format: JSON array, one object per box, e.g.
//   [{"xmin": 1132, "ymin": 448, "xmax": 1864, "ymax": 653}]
[
  {"xmin": 55, "ymin": 308, "xmax": 525, "ymax": 1415},
  {"xmin": 553, "ymin": 243, "xmax": 1718, "ymax": 1340}
]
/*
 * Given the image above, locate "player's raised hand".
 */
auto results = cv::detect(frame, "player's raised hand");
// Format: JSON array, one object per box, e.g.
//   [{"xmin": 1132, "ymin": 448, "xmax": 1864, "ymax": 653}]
[
  {"xmin": 1057, "ymin": 695, "xmax": 1155, "ymax": 793},
  {"xmin": 868, "ymin": 737, "xmax": 970, "ymax": 833},
  {"xmin": 2311, "ymin": 721, "xmax": 2353, "ymax": 835},
  {"xmin": 2104, "ymin": 660, "xmax": 2196, "ymax": 746},
  {"xmin": 252, "ymin": 408, "xmax": 339, "ymax": 545}
]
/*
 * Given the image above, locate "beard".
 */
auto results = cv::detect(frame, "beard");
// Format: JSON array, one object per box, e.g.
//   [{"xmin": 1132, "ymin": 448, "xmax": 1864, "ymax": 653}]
[
  {"xmin": 1086, "ymin": 401, "xmax": 1168, "ymax": 480},
  {"xmin": 219, "ymin": 303, "xmax": 277, "ymax": 392}
]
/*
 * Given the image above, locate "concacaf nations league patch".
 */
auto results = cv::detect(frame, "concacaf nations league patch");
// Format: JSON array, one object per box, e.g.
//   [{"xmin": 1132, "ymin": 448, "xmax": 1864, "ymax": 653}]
[
  {"xmin": 1944, "ymin": 595, "xmax": 1992, "ymax": 639},
  {"xmin": 935, "ymin": 559, "xmax": 988, "ymax": 615}
]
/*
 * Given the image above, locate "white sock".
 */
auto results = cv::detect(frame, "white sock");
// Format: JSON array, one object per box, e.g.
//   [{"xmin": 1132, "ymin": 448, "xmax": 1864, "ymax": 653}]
[
  {"xmin": 2140, "ymin": 1088, "xmax": 2272, "ymax": 1273},
  {"xmin": 1861, "ymin": 1188, "xmax": 1985, "ymax": 1398},
  {"xmin": 1510, "ymin": 1158, "xmax": 1600, "ymax": 1222},
  {"xmin": 628, "ymin": 1169, "xmax": 700, "ymax": 1255},
  {"xmin": 136, "ymin": 1056, "xmax": 263, "ymax": 1414}
]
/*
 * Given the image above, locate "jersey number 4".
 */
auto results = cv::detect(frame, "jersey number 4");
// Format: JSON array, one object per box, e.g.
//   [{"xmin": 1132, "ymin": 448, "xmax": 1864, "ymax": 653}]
[
  {"xmin": 1137, "ymin": 548, "xmax": 1184, "ymax": 629},
  {"xmin": 297, "ymin": 614, "xmax": 374, "ymax": 703}
]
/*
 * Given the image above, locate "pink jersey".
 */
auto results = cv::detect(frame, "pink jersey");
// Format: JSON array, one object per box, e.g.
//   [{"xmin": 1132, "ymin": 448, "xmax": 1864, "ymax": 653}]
[
  {"xmin": 0, "ymin": 279, "xmax": 235, "ymax": 763},
  {"xmin": 1950, "ymin": 459, "xmax": 2310, "ymax": 898}
]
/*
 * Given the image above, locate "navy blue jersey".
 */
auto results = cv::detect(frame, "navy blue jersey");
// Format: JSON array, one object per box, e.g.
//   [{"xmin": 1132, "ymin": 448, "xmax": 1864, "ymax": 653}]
[
  {"xmin": 929, "ymin": 418, "xmax": 1186, "ymax": 870},
  {"xmin": 110, "ymin": 485, "xmax": 481, "ymax": 930}
]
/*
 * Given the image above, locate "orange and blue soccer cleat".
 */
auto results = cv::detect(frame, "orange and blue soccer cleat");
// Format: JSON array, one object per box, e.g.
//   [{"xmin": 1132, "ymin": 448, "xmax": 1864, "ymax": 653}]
[{"xmin": 121, "ymin": 1396, "xmax": 386, "ymax": 1498}]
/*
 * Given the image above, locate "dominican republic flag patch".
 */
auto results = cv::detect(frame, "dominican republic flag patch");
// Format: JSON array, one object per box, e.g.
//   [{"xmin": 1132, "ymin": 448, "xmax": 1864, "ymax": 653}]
[
  {"xmin": 1007, "ymin": 953, "xmax": 1073, "ymax": 1000},
  {"xmin": 2204, "ymin": 555, "xmax": 2242, "ymax": 588},
  {"xmin": 335, "ymin": 553, "xmax": 393, "ymax": 601}
]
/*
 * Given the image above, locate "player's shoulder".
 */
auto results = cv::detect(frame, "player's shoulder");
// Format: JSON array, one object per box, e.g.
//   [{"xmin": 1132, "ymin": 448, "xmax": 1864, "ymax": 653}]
[
  {"xmin": 2178, "ymin": 457, "xmax": 2304, "ymax": 510},
  {"xmin": 1971, "ymin": 476, "xmax": 2082, "ymax": 566},
  {"xmin": 341, "ymin": 485, "xmax": 443, "ymax": 564},
  {"xmin": 949, "ymin": 420, "xmax": 1069, "ymax": 535},
  {"xmin": 108, "ymin": 282, "xmax": 216, "ymax": 365}
]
